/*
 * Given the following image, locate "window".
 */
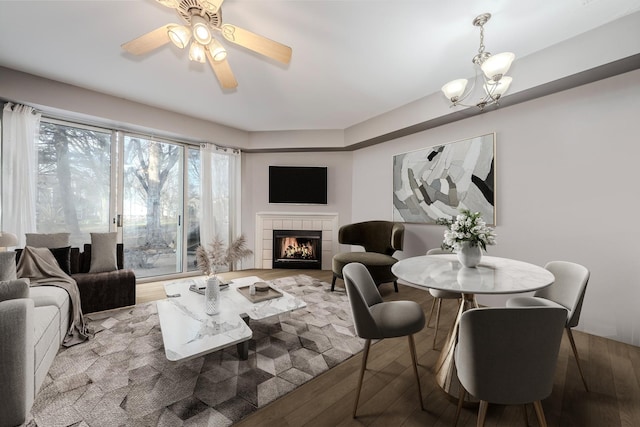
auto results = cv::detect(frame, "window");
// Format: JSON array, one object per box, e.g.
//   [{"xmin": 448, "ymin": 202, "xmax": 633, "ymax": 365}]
[
  {"xmin": 36, "ymin": 120, "xmax": 112, "ymax": 247},
  {"xmin": 32, "ymin": 118, "xmax": 238, "ymax": 279}
]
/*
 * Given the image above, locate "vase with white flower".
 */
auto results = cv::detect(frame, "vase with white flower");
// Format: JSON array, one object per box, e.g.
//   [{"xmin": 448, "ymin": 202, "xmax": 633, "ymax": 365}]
[
  {"xmin": 196, "ymin": 234, "xmax": 253, "ymax": 315},
  {"xmin": 436, "ymin": 209, "xmax": 496, "ymax": 268}
]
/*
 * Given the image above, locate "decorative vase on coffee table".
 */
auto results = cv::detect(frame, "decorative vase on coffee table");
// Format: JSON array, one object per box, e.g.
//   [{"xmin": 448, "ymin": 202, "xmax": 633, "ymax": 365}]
[
  {"xmin": 205, "ymin": 276, "xmax": 220, "ymax": 315},
  {"xmin": 457, "ymin": 241, "xmax": 482, "ymax": 268}
]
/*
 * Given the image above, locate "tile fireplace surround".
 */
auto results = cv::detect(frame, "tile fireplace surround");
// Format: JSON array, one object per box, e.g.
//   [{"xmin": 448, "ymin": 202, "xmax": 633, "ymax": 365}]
[{"xmin": 255, "ymin": 212, "xmax": 339, "ymax": 270}]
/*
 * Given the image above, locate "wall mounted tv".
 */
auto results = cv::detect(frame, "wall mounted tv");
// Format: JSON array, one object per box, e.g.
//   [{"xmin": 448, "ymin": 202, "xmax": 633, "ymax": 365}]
[{"xmin": 269, "ymin": 166, "xmax": 328, "ymax": 205}]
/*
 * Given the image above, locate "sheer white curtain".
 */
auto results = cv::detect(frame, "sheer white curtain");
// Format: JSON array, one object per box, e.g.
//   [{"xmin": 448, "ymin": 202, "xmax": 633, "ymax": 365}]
[
  {"xmin": 1, "ymin": 103, "xmax": 41, "ymax": 247},
  {"xmin": 199, "ymin": 143, "xmax": 240, "ymax": 252}
]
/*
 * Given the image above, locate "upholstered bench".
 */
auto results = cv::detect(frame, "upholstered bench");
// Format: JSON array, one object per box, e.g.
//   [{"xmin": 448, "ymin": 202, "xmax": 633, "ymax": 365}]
[
  {"xmin": 15, "ymin": 242, "xmax": 136, "ymax": 314},
  {"xmin": 73, "ymin": 243, "xmax": 136, "ymax": 313}
]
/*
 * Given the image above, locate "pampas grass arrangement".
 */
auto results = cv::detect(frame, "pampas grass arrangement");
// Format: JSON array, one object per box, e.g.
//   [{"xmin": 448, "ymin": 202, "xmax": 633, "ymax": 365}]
[{"xmin": 196, "ymin": 234, "xmax": 253, "ymax": 276}]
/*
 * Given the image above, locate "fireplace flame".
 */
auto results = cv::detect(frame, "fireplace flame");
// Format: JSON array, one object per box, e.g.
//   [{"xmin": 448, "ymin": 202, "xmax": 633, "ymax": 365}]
[{"xmin": 279, "ymin": 237, "xmax": 317, "ymax": 260}]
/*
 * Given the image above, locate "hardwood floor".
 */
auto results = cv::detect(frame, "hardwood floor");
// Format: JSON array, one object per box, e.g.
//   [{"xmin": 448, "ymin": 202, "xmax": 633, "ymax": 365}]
[{"xmin": 138, "ymin": 269, "xmax": 640, "ymax": 427}]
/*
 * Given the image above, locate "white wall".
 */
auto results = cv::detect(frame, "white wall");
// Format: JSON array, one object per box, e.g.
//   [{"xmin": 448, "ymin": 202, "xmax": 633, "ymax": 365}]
[
  {"xmin": 351, "ymin": 69, "xmax": 640, "ymax": 346},
  {"xmin": 241, "ymin": 151, "xmax": 353, "ymax": 268},
  {"xmin": 0, "ymin": 67, "xmax": 248, "ymax": 148}
]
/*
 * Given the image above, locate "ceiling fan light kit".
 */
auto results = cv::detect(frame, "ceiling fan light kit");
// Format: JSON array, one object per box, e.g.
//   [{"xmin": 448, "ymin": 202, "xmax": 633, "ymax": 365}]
[
  {"xmin": 208, "ymin": 38, "xmax": 227, "ymax": 62},
  {"xmin": 168, "ymin": 25, "xmax": 191, "ymax": 48},
  {"xmin": 189, "ymin": 40, "xmax": 206, "ymax": 63},
  {"xmin": 191, "ymin": 14, "xmax": 213, "ymax": 45},
  {"xmin": 121, "ymin": 0, "xmax": 292, "ymax": 89},
  {"xmin": 442, "ymin": 13, "xmax": 515, "ymax": 110}
]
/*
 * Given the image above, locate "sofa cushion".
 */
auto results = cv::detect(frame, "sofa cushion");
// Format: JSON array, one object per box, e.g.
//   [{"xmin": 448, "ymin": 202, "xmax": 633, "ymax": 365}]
[
  {"xmin": 29, "ymin": 286, "xmax": 71, "ymax": 342},
  {"xmin": 0, "ymin": 251, "xmax": 17, "ymax": 280},
  {"xmin": 32, "ymin": 305, "xmax": 60, "ymax": 389},
  {"xmin": 0, "ymin": 279, "xmax": 29, "ymax": 302},
  {"xmin": 89, "ymin": 232, "xmax": 118, "ymax": 273},
  {"xmin": 29, "ymin": 286, "xmax": 69, "ymax": 309},
  {"xmin": 25, "ymin": 233, "xmax": 70, "ymax": 248}
]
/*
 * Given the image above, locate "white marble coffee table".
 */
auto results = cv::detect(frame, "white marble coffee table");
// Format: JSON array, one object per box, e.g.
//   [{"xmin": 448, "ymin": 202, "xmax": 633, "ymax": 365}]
[{"xmin": 156, "ymin": 276, "xmax": 306, "ymax": 362}]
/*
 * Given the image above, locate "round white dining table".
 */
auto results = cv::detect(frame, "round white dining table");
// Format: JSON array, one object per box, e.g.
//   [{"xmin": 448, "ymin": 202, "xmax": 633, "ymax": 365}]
[{"xmin": 392, "ymin": 254, "xmax": 555, "ymax": 400}]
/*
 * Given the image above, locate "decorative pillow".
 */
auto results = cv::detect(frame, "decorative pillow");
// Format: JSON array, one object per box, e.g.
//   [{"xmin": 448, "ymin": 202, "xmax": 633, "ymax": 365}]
[
  {"xmin": 25, "ymin": 232, "xmax": 70, "ymax": 248},
  {"xmin": 0, "ymin": 251, "xmax": 17, "ymax": 281},
  {"xmin": 0, "ymin": 279, "xmax": 29, "ymax": 302},
  {"xmin": 89, "ymin": 232, "xmax": 118, "ymax": 273},
  {"xmin": 49, "ymin": 246, "xmax": 72, "ymax": 275}
]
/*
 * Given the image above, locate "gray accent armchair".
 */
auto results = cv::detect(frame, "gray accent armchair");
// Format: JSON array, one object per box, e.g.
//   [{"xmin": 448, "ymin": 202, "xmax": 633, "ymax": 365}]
[{"xmin": 331, "ymin": 221, "xmax": 404, "ymax": 292}]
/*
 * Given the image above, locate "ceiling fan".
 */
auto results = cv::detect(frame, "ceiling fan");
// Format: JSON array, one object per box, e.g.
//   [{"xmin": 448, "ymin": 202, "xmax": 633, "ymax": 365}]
[{"xmin": 121, "ymin": 0, "xmax": 292, "ymax": 89}]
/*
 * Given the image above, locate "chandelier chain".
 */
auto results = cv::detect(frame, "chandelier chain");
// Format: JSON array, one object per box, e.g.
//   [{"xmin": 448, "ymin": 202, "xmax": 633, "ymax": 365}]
[{"xmin": 478, "ymin": 24, "xmax": 485, "ymax": 56}]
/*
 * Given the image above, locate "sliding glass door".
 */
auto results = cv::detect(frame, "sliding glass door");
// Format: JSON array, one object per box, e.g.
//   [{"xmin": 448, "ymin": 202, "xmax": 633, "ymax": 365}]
[
  {"xmin": 122, "ymin": 135, "xmax": 184, "ymax": 278},
  {"xmin": 33, "ymin": 118, "xmax": 239, "ymax": 280}
]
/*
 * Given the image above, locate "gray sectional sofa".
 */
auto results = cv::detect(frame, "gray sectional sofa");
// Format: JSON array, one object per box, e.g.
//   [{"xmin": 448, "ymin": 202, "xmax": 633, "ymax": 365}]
[
  {"xmin": 0, "ymin": 234, "xmax": 137, "ymax": 426},
  {"xmin": 0, "ymin": 278, "xmax": 70, "ymax": 427}
]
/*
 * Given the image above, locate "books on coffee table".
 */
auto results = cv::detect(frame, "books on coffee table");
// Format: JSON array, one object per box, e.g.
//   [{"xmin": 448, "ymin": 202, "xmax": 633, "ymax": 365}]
[{"xmin": 188, "ymin": 280, "xmax": 229, "ymax": 295}]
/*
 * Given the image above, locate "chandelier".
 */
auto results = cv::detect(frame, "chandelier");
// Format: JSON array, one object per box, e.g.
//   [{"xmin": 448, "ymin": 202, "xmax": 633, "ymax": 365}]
[{"xmin": 441, "ymin": 13, "xmax": 515, "ymax": 110}]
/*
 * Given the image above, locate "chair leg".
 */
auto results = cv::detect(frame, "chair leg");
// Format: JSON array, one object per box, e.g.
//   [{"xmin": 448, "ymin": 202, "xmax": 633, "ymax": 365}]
[
  {"xmin": 477, "ymin": 400, "xmax": 489, "ymax": 427},
  {"xmin": 393, "ymin": 280, "xmax": 399, "ymax": 292},
  {"xmin": 532, "ymin": 401, "xmax": 548, "ymax": 427},
  {"xmin": 408, "ymin": 334, "xmax": 424, "ymax": 411},
  {"xmin": 331, "ymin": 274, "xmax": 337, "ymax": 291},
  {"xmin": 432, "ymin": 298, "xmax": 442, "ymax": 350},
  {"xmin": 353, "ymin": 339, "xmax": 371, "ymax": 418},
  {"xmin": 426, "ymin": 297, "xmax": 437, "ymax": 328},
  {"xmin": 454, "ymin": 385, "xmax": 467, "ymax": 427},
  {"xmin": 566, "ymin": 327, "xmax": 589, "ymax": 392}
]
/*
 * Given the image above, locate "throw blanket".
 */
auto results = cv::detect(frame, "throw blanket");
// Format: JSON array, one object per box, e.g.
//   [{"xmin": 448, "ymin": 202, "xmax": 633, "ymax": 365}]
[{"xmin": 17, "ymin": 246, "xmax": 90, "ymax": 347}]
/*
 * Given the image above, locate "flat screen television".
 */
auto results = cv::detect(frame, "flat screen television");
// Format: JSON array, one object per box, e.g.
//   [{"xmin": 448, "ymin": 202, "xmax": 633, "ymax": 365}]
[{"xmin": 269, "ymin": 166, "xmax": 328, "ymax": 205}]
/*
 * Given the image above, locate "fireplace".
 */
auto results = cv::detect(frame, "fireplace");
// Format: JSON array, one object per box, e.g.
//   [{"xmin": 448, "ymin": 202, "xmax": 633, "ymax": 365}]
[{"xmin": 272, "ymin": 230, "xmax": 322, "ymax": 269}]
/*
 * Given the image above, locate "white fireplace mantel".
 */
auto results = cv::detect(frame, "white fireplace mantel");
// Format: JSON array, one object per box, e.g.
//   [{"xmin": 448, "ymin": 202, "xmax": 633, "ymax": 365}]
[{"xmin": 255, "ymin": 211, "xmax": 339, "ymax": 270}]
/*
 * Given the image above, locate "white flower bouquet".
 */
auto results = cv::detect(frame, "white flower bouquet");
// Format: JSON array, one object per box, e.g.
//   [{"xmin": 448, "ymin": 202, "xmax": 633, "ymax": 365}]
[{"xmin": 436, "ymin": 209, "xmax": 496, "ymax": 252}]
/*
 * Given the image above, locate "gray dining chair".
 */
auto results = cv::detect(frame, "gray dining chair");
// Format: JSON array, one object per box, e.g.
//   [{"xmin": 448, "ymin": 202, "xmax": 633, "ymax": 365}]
[
  {"xmin": 506, "ymin": 260, "xmax": 590, "ymax": 391},
  {"xmin": 425, "ymin": 248, "xmax": 461, "ymax": 349},
  {"xmin": 454, "ymin": 306, "xmax": 567, "ymax": 427},
  {"xmin": 342, "ymin": 262, "xmax": 426, "ymax": 417}
]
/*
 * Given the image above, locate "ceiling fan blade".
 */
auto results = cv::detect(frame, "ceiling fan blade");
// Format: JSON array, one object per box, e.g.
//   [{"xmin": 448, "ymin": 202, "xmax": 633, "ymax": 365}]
[
  {"xmin": 206, "ymin": 51, "xmax": 238, "ymax": 89},
  {"xmin": 220, "ymin": 24, "xmax": 292, "ymax": 64},
  {"xmin": 121, "ymin": 24, "xmax": 176, "ymax": 55},
  {"xmin": 155, "ymin": 0, "xmax": 180, "ymax": 9},
  {"xmin": 200, "ymin": 0, "xmax": 225, "ymax": 14}
]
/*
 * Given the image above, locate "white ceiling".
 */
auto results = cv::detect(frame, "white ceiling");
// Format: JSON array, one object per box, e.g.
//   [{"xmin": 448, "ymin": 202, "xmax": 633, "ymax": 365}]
[{"xmin": 1, "ymin": 0, "xmax": 639, "ymax": 132}]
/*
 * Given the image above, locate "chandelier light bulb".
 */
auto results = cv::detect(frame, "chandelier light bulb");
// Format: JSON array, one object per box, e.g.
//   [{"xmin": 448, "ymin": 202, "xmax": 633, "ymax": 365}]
[
  {"xmin": 484, "ymin": 76, "xmax": 512, "ymax": 98},
  {"xmin": 189, "ymin": 41, "xmax": 206, "ymax": 63},
  {"xmin": 167, "ymin": 25, "xmax": 191, "ymax": 49},
  {"xmin": 191, "ymin": 15, "xmax": 212, "ymax": 45},
  {"xmin": 441, "ymin": 79, "xmax": 468, "ymax": 102},
  {"xmin": 480, "ymin": 52, "xmax": 515, "ymax": 81}
]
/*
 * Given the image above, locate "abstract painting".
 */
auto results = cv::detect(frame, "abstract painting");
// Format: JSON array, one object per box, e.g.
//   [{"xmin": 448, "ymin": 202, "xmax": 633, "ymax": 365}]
[{"xmin": 392, "ymin": 133, "xmax": 495, "ymax": 224}]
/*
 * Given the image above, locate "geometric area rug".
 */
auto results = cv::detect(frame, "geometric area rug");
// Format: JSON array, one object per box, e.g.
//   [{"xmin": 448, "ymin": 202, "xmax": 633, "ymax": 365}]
[{"xmin": 26, "ymin": 275, "xmax": 364, "ymax": 426}]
